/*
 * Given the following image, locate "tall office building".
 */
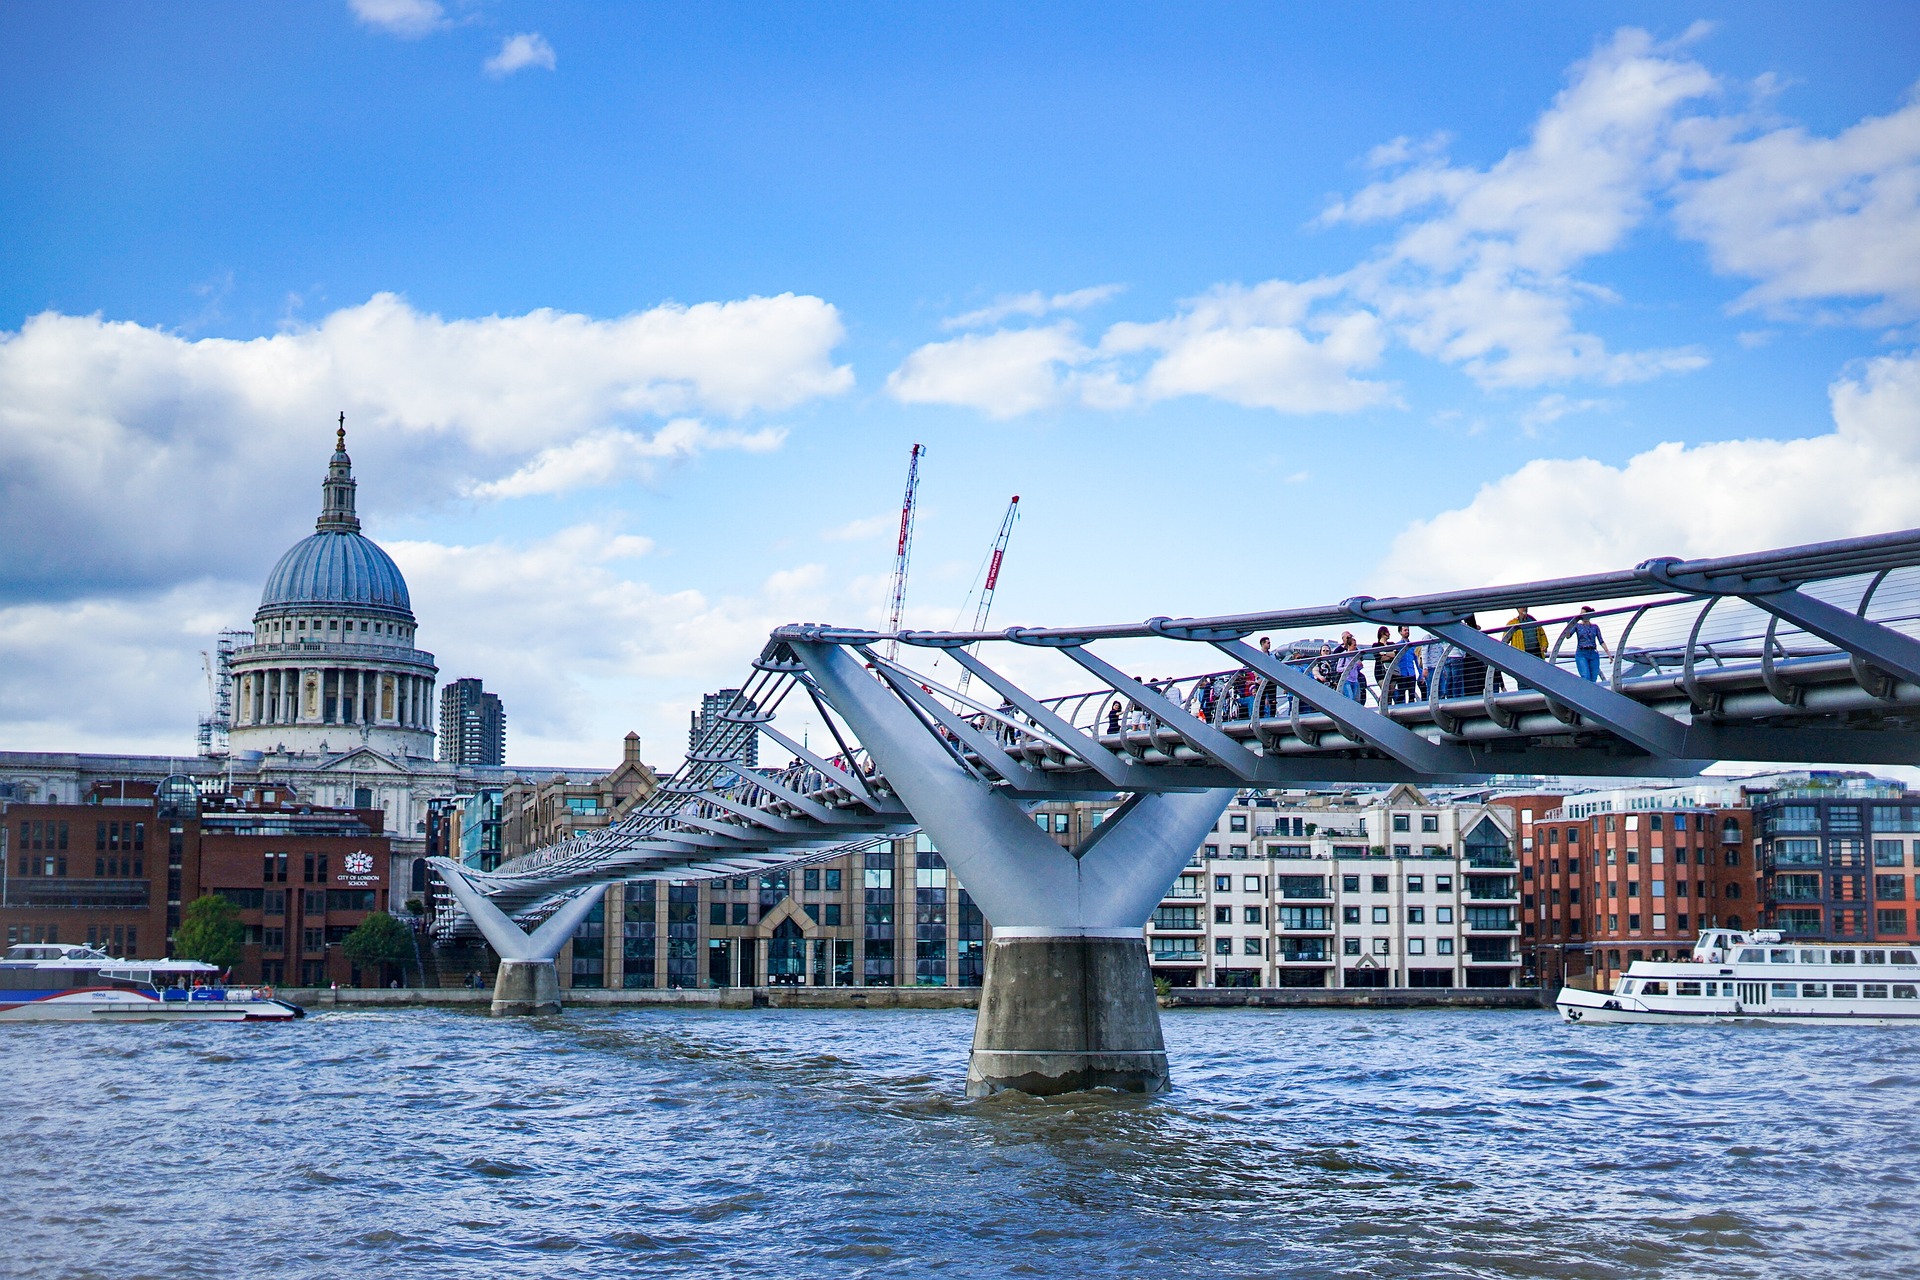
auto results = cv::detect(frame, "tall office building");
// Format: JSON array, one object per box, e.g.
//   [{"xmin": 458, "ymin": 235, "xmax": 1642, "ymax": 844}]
[
  {"xmin": 438, "ymin": 677, "xmax": 506, "ymax": 767},
  {"xmin": 688, "ymin": 688, "xmax": 758, "ymax": 768}
]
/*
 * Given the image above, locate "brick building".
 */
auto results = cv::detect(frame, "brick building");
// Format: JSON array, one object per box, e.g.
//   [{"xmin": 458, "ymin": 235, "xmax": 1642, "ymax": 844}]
[
  {"xmin": 2, "ymin": 775, "xmax": 389, "ymax": 986},
  {"xmin": 1753, "ymin": 779, "xmax": 1920, "ymax": 946}
]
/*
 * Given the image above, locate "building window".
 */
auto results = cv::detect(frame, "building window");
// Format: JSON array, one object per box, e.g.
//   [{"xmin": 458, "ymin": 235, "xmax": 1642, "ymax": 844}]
[
  {"xmin": 1343, "ymin": 906, "xmax": 1360, "ymax": 923},
  {"xmin": 1372, "ymin": 876, "xmax": 1389, "ymax": 893},
  {"xmin": 1407, "ymin": 876, "xmax": 1424, "ymax": 892},
  {"xmin": 1215, "ymin": 876, "xmax": 1232, "ymax": 892},
  {"xmin": 1343, "ymin": 938, "xmax": 1361, "ymax": 956},
  {"xmin": 1343, "ymin": 875, "xmax": 1361, "ymax": 892},
  {"xmin": 1436, "ymin": 938, "xmax": 1454, "ymax": 955},
  {"xmin": 1408, "ymin": 938, "xmax": 1426, "ymax": 955},
  {"xmin": 1243, "ymin": 875, "xmax": 1262, "ymax": 893},
  {"xmin": 1436, "ymin": 906, "xmax": 1453, "ymax": 923},
  {"xmin": 1421, "ymin": 814, "xmax": 1439, "ymax": 832},
  {"xmin": 1372, "ymin": 938, "xmax": 1391, "ymax": 955},
  {"xmin": 1372, "ymin": 907, "xmax": 1390, "ymax": 924},
  {"xmin": 1407, "ymin": 907, "xmax": 1424, "ymax": 924},
  {"xmin": 1244, "ymin": 906, "xmax": 1262, "ymax": 924},
  {"xmin": 1215, "ymin": 906, "xmax": 1231, "ymax": 924}
]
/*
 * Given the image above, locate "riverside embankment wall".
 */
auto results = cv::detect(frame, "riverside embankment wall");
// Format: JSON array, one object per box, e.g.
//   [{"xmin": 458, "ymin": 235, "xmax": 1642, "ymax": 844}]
[{"xmin": 280, "ymin": 986, "xmax": 1546, "ymax": 1011}]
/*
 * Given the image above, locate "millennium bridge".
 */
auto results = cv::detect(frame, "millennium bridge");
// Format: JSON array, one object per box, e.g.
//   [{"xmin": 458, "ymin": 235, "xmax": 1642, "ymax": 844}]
[{"xmin": 433, "ymin": 528, "xmax": 1920, "ymax": 1095}]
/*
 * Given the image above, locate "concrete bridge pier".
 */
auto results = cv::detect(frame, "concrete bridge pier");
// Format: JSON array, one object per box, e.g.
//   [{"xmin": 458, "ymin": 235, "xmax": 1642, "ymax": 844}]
[
  {"xmin": 430, "ymin": 860, "xmax": 605, "ymax": 1016},
  {"xmin": 968, "ymin": 932, "xmax": 1168, "ymax": 1096},
  {"xmin": 793, "ymin": 640, "xmax": 1230, "ymax": 1096}
]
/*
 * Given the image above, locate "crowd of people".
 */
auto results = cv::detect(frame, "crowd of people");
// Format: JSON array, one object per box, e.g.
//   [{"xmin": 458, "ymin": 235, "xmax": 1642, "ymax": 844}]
[{"xmin": 1093, "ymin": 604, "xmax": 1618, "ymax": 737}]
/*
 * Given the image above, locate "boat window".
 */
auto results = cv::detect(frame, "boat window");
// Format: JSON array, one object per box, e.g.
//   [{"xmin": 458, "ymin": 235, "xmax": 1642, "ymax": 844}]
[
  {"xmin": 1770, "ymin": 982, "xmax": 1797, "ymax": 998},
  {"xmin": 1894, "ymin": 951, "xmax": 1918, "ymax": 966},
  {"xmin": 1830, "ymin": 950, "xmax": 1857, "ymax": 965},
  {"xmin": 1619, "ymin": 980, "xmax": 1638, "ymax": 994},
  {"xmin": 1862, "ymin": 950, "xmax": 1888, "ymax": 965},
  {"xmin": 1801, "ymin": 983, "xmax": 1827, "ymax": 998},
  {"xmin": 1642, "ymin": 981, "xmax": 1668, "ymax": 995},
  {"xmin": 1894, "ymin": 985, "xmax": 1918, "ymax": 999},
  {"xmin": 1769, "ymin": 949, "xmax": 1794, "ymax": 963},
  {"xmin": 1676, "ymin": 982, "xmax": 1701, "ymax": 996},
  {"xmin": 1832, "ymin": 983, "xmax": 1859, "ymax": 999},
  {"xmin": 1738, "ymin": 948, "xmax": 1766, "ymax": 963},
  {"xmin": 1863, "ymin": 984, "xmax": 1890, "ymax": 999},
  {"xmin": 1799, "ymin": 949, "xmax": 1825, "ymax": 964},
  {"xmin": 1702, "ymin": 982, "xmax": 1718, "ymax": 996}
]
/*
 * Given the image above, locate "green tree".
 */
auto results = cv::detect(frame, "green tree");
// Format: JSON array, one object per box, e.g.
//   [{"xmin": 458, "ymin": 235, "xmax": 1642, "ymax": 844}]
[
  {"xmin": 342, "ymin": 912, "xmax": 412, "ymax": 985},
  {"xmin": 175, "ymin": 894, "xmax": 245, "ymax": 970}
]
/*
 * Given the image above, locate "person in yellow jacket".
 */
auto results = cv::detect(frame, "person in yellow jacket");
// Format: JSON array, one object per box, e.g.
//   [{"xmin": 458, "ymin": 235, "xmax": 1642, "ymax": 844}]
[{"xmin": 1507, "ymin": 606, "xmax": 1547, "ymax": 659}]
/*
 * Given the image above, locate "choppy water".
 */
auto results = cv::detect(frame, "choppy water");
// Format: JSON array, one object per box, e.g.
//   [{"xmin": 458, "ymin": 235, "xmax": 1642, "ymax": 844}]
[{"xmin": 5, "ymin": 1007, "xmax": 1919, "ymax": 1279}]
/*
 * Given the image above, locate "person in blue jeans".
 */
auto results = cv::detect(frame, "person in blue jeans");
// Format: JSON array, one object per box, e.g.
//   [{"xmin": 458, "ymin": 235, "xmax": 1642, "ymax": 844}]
[{"xmin": 1562, "ymin": 605, "xmax": 1611, "ymax": 681}]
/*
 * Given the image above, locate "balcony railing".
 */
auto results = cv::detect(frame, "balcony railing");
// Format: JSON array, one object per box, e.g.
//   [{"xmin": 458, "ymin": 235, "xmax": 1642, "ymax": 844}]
[{"xmin": 2, "ymin": 878, "xmax": 150, "ymax": 910}]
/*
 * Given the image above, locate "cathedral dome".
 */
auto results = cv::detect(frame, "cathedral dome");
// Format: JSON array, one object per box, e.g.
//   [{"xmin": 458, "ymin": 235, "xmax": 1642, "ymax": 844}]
[
  {"xmin": 260, "ymin": 530, "xmax": 412, "ymax": 613},
  {"xmin": 255, "ymin": 420, "xmax": 414, "ymax": 617}
]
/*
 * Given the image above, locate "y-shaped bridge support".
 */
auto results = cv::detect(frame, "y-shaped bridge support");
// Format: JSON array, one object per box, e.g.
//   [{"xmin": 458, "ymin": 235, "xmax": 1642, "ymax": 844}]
[
  {"xmin": 794, "ymin": 642, "xmax": 1230, "ymax": 1096},
  {"xmin": 431, "ymin": 859, "xmax": 607, "ymax": 1015}
]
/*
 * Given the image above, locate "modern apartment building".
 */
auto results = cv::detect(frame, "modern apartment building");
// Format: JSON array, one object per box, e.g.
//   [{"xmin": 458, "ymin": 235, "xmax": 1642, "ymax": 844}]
[
  {"xmin": 1136, "ymin": 786, "xmax": 1523, "ymax": 990},
  {"xmin": 437, "ymin": 677, "xmax": 506, "ymax": 767}
]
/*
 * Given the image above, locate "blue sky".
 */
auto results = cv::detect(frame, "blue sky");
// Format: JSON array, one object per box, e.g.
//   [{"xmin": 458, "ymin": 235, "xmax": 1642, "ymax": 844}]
[{"xmin": 1, "ymin": 3, "xmax": 1917, "ymax": 766}]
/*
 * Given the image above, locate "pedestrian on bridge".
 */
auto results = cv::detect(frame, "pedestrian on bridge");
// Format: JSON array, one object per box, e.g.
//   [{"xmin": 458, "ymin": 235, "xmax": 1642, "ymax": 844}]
[{"xmin": 1561, "ymin": 606, "xmax": 1612, "ymax": 682}]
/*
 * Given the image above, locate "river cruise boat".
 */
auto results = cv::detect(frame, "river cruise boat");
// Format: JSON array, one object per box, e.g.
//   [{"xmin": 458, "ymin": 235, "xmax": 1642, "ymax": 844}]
[
  {"xmin": 1558, "ymin": 929, "xmax": 1920, "ymax": 1026},
  {"xmin": 0, "ymin": 944, "xmax": 305, "ymax": 1022}
]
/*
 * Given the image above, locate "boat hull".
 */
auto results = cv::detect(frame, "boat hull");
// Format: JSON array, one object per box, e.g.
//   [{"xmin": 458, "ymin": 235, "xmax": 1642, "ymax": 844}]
[
  {"xmin": 0, "ymin": 989, "xmax": 304, "ymax": 1022},
  {"xmin": 1557, "ymin": 985, "xmax": 1920, "ymax": 1027}
]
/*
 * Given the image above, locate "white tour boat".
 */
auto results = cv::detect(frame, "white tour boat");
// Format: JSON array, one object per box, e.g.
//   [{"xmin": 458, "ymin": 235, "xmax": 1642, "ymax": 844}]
[
  {"xmin": 1558, "ymin": 929, "xmax": 1920, "ymax": 1026},
  {"xmin": 0, "ymin": 944, "xmax": 305, "ymax": 1022}
]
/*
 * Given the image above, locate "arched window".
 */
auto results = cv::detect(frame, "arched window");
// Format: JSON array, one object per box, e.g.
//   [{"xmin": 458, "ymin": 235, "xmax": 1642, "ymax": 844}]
[{"xmin": 410, "ymin": 858, "xmax": 427, "ymax": 892}]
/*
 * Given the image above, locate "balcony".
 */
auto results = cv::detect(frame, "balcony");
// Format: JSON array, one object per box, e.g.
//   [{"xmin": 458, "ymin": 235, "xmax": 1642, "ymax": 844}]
[
  {"xmin": 1276, "ymin": 941, "xmax": 1331, "ymax": 963},
  {"xmin": 1150, "ymin": 941, "xmax": 1204, "ymax": 963},
  {"xmin": 1465, "ymin": 909, "xmax": 1517, "ymax": 932},
  {"xmin": 1465, "ymin": 940, "xmax": 1515, "ymax": 963},
  {"xmin": 1276, "ymin": 908, "xmax": 1333, "ymax": 932}
]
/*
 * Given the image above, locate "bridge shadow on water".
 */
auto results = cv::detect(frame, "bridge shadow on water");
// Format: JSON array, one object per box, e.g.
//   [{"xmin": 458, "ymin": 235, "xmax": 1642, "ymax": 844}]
[{"xmin": 5, "ymin": 1006, "xmax": 1916, "ymax": 1279}]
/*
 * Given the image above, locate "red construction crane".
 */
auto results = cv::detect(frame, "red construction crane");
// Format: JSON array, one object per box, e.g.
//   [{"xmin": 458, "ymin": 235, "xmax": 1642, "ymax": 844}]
[
  {"xmin": 954, "ymin": 495, "xmax": 1020, "ymax": 697},
  {"xmin": 883, "ymin": 443, "xmax": 925, "ymax": 660}
]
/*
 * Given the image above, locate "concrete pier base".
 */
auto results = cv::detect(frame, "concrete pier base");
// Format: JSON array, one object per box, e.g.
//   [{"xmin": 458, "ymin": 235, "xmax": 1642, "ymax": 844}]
[
  {"xmin": 490, "ymin": 959, "xmax": 561, "ymax": 1016},
  {"xmin": 966, "ymin": 935, "xmax": 1168, "ymax": 1097}
]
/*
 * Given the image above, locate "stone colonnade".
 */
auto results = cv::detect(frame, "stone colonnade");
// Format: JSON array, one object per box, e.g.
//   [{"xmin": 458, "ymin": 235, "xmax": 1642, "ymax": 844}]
[{"xmin": 237, "ymin": 667, "xmax": 433, "ymax": 729}]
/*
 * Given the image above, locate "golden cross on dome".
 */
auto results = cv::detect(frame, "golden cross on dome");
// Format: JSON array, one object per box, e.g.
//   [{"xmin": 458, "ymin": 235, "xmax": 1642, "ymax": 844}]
[{"xmin": 336, "ymin": 410, "xmax": 346, "ymax": 450}]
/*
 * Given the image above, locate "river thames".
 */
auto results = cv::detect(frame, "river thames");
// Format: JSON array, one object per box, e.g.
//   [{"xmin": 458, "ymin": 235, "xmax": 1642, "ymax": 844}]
[{"xmin": 7, "ymin": 1007, "xmax": 1917, "ymax": 1279}]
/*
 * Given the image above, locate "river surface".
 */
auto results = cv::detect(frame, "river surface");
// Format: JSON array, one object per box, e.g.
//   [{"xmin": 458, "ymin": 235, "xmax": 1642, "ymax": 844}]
[{"xmin": 6, "ymin": 1007, "xmax": 1918, "ymax": 1279}]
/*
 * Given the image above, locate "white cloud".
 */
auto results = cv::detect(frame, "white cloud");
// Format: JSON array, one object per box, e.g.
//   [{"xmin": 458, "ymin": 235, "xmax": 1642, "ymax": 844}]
[
  {"xmin": 1328, "ymin": 28, "xmax": 1718, "ymax": 387},
  {"xmin": 1671, "ymin": 90, "xmax": 1920, "ymax": 322},
  {"xmin": 821, "ymin": 514, "xmax": 896, "ymax": 542},
  {"xmin": 468, "ymin": 420, "xmax": 785, "ymax": 498},
  {"xmin": 944, "ymin": 284, "xmax": 1125, "ymax": 330},
  {"xmin": 886, "ymin": 324, "xmax": 1090, "ymax": 418},
  {"xmin": 888, "ymin": 283, "xmax": 1391, "ymax": 418},
  {"xmin": 1519, "ymin": 393, "xmax": 1611, "ymax": 433},
  {"xmin": 1375, "ymin": 351, "xmax": 1920, "ymax": 592},
  {"xmin": 349, "ymin": 0, "xmax": 445, "ymax": 38},
  {"xmin": 1104, "ymin": 282, "xmax": 1393, "ymax": 413},
  {"xmin": 0, "ymin": 293, "xmax": 850, "ymax": 599},
  {"xmin": 484, "ymin": 32, "xmax": 557, "ymax": 79}
]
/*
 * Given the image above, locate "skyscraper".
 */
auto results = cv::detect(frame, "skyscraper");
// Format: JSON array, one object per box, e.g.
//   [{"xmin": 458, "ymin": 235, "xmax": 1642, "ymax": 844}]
[
  {"xmin": 438, "ymin": 677, "xmax": 506, "ymax": 767},
  {"xmin": 689, "ymin": 688, "xmax": 758, "ymax": 768}
]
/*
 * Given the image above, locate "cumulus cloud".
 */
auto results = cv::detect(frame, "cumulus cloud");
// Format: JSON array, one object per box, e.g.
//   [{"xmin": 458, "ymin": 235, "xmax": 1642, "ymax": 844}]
[
  {"xmin": 821, "ymin": 514, "xmax": 896, "ymax": 542},
  {"xmin": 484, "ymin": 32, "xmax": 556, "ymax": 78},
  {"xmin": 0, "ymin": 293, "xmax": 850, "ymax": 600},
  {"xmin": 1328, "ymin": 27, "xmax": 1717, "ymax": 387},
  {"xmin": 888, "ymin": 282, "xmax": 1391, "ymax": 417},
  {"xmin": 1374, "ymin": 351, "xmax": 1920, "ymax": 592},
  {"xmin": 1671, "ymin": 91, "xmax": 1920, "ymax": 322},
  {"xmin": 886, "ymin": 324, "xmax": 1092, "ymax": 418},
  {"xmin": 349, "ymin": 0, "xmax": 445, "ymax": 38}
]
